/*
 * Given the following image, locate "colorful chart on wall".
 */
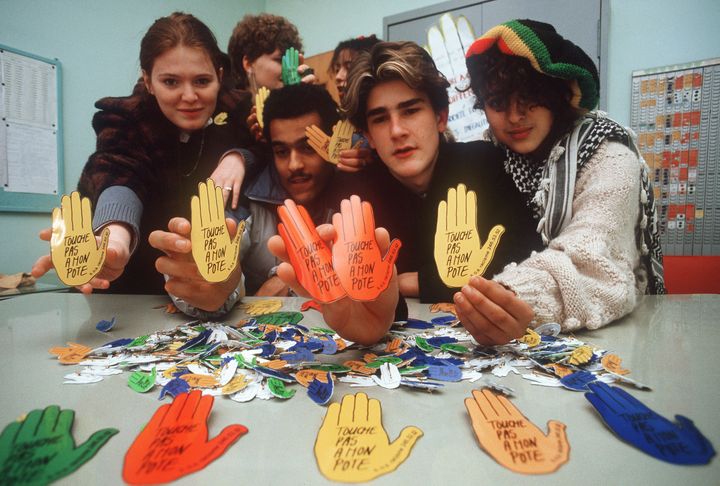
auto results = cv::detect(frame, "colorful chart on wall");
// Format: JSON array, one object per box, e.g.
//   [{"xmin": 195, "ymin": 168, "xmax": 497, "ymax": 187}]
[{"xmin": 630, "ymin": 57, "xmax": 720, "ymax": 256}]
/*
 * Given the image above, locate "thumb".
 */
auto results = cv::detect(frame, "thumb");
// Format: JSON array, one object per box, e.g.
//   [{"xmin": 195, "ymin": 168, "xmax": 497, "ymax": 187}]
[
  {"xmin": 543, "ymin": 420, "xmax": 570, "ymax": 462},
  {"xmin": 199, "ymin": 424, "xmax": 248, "ymax": 465},
  {"xmin": 381, "ymin": 238, "xmax": 402, "ymax": 267},
  {"xmin": 384, "ymin": 426, "xmax": 423, "ymax": 468},
  {"xmin": 49, "ymin": 428, "xmax": 119, "ymax": 482},
  {"xmin": 96, "ymin": 226, "xmax": 111, "ymax": 254}
]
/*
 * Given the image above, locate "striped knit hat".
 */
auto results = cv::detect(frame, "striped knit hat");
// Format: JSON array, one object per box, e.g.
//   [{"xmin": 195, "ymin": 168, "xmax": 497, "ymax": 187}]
[{"xmin": 465, "ymin": 19, "xmax": 599, "ymax": 111}]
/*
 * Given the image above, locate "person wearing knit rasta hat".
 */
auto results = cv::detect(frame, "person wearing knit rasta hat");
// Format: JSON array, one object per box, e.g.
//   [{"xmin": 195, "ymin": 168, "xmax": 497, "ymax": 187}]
[{"xmin": 463, "ymin": 19, "xmax": 665, "ymax": 336}]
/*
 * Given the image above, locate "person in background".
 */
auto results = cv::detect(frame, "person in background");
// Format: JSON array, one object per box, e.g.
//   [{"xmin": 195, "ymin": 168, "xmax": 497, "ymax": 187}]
[
  {"xmin": 329, "ymin": 35, "xmax": 381, "ymax": 102},
  {"xmin": 31, "ymin": 12, "xmax": 253, "ymax": 316},
  {"xmin": 461, "ymin": 19, "xmax": 665, "ymax": 336},
  {"xmin": 327, "ymin": 35, "xmax": 382, "ymax": 173}
]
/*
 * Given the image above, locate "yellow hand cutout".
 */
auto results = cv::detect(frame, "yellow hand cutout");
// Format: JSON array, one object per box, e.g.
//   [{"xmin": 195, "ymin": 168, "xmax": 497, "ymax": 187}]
[
  {"xmin": 238, "ymin": 299, "xmax": 283, "ymax": 315},
  {"xmin": 306, "ymin": 125, "xmax": 330, "ymax": 162},
  {"xmin": 190, "ymin": 179, "xmax": 244, "ymax": 282},
  {"xmin": 306, "ymin": 119, "xmax": 356, "ymax": 164},
  {"xmin": 328, "ymin": 119, "xmax": 354, "ymax": 163},
  {"xmin": 465, "ymin": 389, "xmax": 570, "ymax": 474},
  {"xmin": 50, "ymin": 191, "xmax": 109, "ymax": 286},
  {"xmin": 314, "ymin": 392, "xmax": 422, "ymax": 482},
  {"xmin": 434, "ymin": 183, "xmax": 504, "ymax": 287},
  {"xmin": 255, "ymin": 87, "xmax": 270, "ymax": 129}
]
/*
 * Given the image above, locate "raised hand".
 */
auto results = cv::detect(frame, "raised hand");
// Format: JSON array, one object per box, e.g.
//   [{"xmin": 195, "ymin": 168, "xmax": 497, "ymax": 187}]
[
  {"xmin": 190, "ymin": 179, "xmax": 244, "ymax": 282},
  {"xmin": 306, "ymin": 119, "xmax": 356, "ymax": 165},
  {"xmin": 434, "ymin": 183, "xmax": 504, "ymax": 287},
  {"xmin": 328, "ymin": 120, "xmax": 354, "ymax": 164},
  {"xmin": 465, "ymin": 388, "xmax": 570, "ymax": 474},
  {"xmin": 0, "ymin": 406, "xmax": 117, "ymax": 485},
  {"xmin": 332, "ymin": 196, "xmax": 401, "ymax": 300},
  {"xmin": 281, "ymin": 47, "xmax": 301, "ymax": 86},
  {"xmin": 255, "ymin": 86, "xmax": 270, "ymax": 130},
  {"xmin": 314, "ymin": 392, "xmax": 422, "ymax": 482},
  {"xmin": 277, "ymin": 199, "xmax": 346, "ymax": 303},
  {"xmin": 305, "ymin": 125, "xmax": 330, "ymax": 162},
  {"xmin": 50, "ymin": 191, "xmax": 109, "ymax": 286},
  {"xmin": 585, "ymin": 382, "xmax": 715, "ymax": 465},
  {"xmin": 426, "ymin": 13, "xmax": 486, "ymax": 141},
  {"xmin": 123, "ymin": 391, "xmax": 248, "ymax": 484}
]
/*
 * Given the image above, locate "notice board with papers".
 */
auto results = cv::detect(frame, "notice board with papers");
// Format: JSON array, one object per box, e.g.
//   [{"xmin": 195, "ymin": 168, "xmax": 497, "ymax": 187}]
[{"xmin": 0, "ymin": 43, "xmax": 63, "ymax": 212}]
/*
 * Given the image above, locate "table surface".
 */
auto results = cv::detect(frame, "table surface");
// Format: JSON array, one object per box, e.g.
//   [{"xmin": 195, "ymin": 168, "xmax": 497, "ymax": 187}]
[{"xmin": 1, "ymin": 293, "xmax": 718, "ymax": 485}]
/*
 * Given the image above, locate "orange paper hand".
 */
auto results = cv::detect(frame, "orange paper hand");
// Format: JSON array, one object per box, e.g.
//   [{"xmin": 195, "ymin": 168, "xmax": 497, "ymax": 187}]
[
  {"xmin": 277, "ymin": 199, "xmax": 346, "ymax": 303},
  {"xmin": 49, "ymin": 342, "xmax": 92, "ymax": 364},
  {"xmin": 123, "ymin": 390, "xmax": 247, "ymax": 484},
  {"xmin": 332, "ymin": 196, "xmax": 401, "ymax": 300},
  {"xmin": 464, "ymin": 389, "xmax": 570, "ymax": 474}
]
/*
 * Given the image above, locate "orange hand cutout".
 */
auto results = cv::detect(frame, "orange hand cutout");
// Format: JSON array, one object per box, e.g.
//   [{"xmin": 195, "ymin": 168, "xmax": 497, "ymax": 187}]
[
  {"xmin": 49, "ymin": 342, "xmax": 92, "ymax": 364},
  {"xmin": 123, "ymin": 391, "xmax": 247, "ymax": 484},
  {"xmin": 332, "ymin": 196, "xmax": 401, "ymax": 301},
  {"xmin": 465, "ymin": 389, "xmax": 570, "ymax": 474},
  {"xmin": 277, "ymin": 200, "xmax": 346, "ymax": 303}
]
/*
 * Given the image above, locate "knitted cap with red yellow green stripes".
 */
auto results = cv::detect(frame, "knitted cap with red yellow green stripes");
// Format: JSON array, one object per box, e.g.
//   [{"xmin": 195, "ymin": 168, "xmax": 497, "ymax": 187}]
[{"xmin": 465, "ymin": 19, "xmax": 599, "ymax": 111}]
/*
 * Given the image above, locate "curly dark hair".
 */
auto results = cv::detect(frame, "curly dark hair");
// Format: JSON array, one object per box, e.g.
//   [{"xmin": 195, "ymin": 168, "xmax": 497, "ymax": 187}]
[
  {"xmin": 467, "ymin": 44, "xmax": 580, "ymax": 147},
  {"xmin": 227, "ymin": 13, "xmax": 303, "ymax": 89},
  {"xmin": 341, "ymin": 41, "xmax": 450, "ymax": 132},
  {"xmin": 262, "ymin": 83, "xmax": 339, "ymax": 142}
]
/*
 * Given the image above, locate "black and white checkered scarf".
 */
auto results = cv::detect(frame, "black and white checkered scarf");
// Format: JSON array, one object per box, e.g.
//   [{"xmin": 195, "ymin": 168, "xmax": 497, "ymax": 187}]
[{"xmin": 494, "ymin": 112, "xmax": 665, "ymax": 295}]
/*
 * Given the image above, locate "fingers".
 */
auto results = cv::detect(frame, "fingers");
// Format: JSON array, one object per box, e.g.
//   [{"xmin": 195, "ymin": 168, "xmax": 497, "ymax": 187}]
[
  {"xmin": 454, "ymin": 277, "xmax": 532, "ymax": 345},
  {"xmin": 338, "ymin": 148, "xmax": 372, "ymax": 169},
  {"xmin": 31, "ymin": 254, "xmax": 54, "ymax": 278},
  {"xmin": 456, "ymin": 183, "xmax": 467, "ymax": 226},
  {"xmin": 39, "ymin": 227, "xmax": 52, "ymax": 241},
  {"xmin": 148, "ymin": 230, "xmax": 191, "ymax": 255},
  {"xmin": 267, "ymin": 234, "xmax": 290, "ymax": 262},
  {"xmin": 69, "ymin": 192, "xmax": 82, "ymax": 232},
  {"xmin": 447, "ymin": 185, "xmax": 457, "ymax": 228},
  {"xmin": 231, "ymin": 181, "xmax": 240, "ymax": 210},
  {"xmin": 155, "ymin": 255, "xmax": 201, "ymax": 280},
  {"xmin": 167, "ymin": 217, "xmax": 192, "ymax": 237},
  {"xmin": 338, "ymin": 393, "xmax": 355, "ymax": 424}
]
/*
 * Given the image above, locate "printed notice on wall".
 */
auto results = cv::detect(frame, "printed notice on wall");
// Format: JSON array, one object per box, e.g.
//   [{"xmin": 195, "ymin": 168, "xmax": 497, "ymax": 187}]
[{"xmin": 1, "ymin": 48, "xmax": 59, "ymax": 195}]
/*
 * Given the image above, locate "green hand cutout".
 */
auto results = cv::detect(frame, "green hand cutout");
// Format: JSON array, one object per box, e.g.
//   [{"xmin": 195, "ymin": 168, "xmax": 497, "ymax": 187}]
[
  {"xmin": 281, "ymin": 47, "xmax": 301, "ymax": 86},
  {"xmin": 0, "ymin": 406, "xmax": 118, "ymax": 485}
]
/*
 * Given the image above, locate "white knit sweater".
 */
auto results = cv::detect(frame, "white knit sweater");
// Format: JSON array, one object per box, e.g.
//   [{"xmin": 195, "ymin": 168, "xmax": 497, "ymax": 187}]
[{"xmin": 494, "ymin": 140, "xmax": 644, "ymax": 331}]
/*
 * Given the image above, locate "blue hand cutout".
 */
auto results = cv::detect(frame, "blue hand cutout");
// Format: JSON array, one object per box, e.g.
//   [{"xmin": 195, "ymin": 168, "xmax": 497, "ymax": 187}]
[{"xmin": 585, "ymin": 382, "xmax": 715, "ymax": 465}]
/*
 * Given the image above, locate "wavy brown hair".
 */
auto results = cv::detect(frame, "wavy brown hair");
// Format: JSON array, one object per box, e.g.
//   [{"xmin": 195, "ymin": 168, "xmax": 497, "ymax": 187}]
[
  {"xmin": 140, "ymin": 12, "xmax": 226, "ymax": 76},
  {"xmin": 341, "ymin": 41, "xmax": 450, "ymax": 131}
]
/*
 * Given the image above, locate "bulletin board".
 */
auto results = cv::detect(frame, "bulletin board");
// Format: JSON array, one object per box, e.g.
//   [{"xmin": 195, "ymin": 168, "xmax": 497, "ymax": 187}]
[
  {"xmin": 631, "ymin": 58, "xmax": 720, "ymax": 256},
  {"xmin": 0, "ymin": 43, "xmax": 63, "ymax": 212}
]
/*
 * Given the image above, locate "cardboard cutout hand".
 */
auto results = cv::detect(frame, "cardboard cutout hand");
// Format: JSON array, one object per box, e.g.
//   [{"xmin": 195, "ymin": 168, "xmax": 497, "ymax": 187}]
[
  {"xmin": 306, "ymin": 125, "xmax": 331, "ymax": 161},
  {"xmin": 255, "ymin": 87, "xmax": 270, "ymax": 130},
  {"xmin": 434, "ymin": 184, "xmax": 504, "ymax": 287},
  {"xmin": 281, "ymin": 47, "xmax": 301, "ymax": 85},
  {"xmin": 0, "ymin": 406, "xmax": 117, "ymax": 485},
  {"xmin": 465, "ymin": 389, "xmax": 570, "ymax": 474},
  {"xmin": 585, "ymin": 382, "xmax": 715, "ymax": 465},
  {"xmin": 50, "ymin": 192, "xmax": 110, "ymax": 286},
  {"xmin": 277, "ymin": 199, "xmax": 346, "ymax": 303},
  {"xmin": 328, "ymin": 120, "xmax": 354, "ymax": 164},
  {"xmin": 314, "ymin": 392, "xmax": 422, "ymax": 482},
  {"xmin": 123, "ymin": 391, "xmax": 248, "ymax": 484},
  {"xmin": 307, "ymin": 120, "xmax": 356, "ymax": 165},
  {"xmin": 190, "ymin": 179, "xmax": 244, "ymax": 282},
  {"xmin": 332, "ymin": 196, "xmax": 401, "ymax": 300}
]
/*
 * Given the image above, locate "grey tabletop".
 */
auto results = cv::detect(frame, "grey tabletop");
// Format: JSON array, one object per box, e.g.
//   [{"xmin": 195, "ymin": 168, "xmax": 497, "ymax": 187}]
[{"xmin": 1, "ymin": 293, "xmax": 718, "ymax": 485}]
